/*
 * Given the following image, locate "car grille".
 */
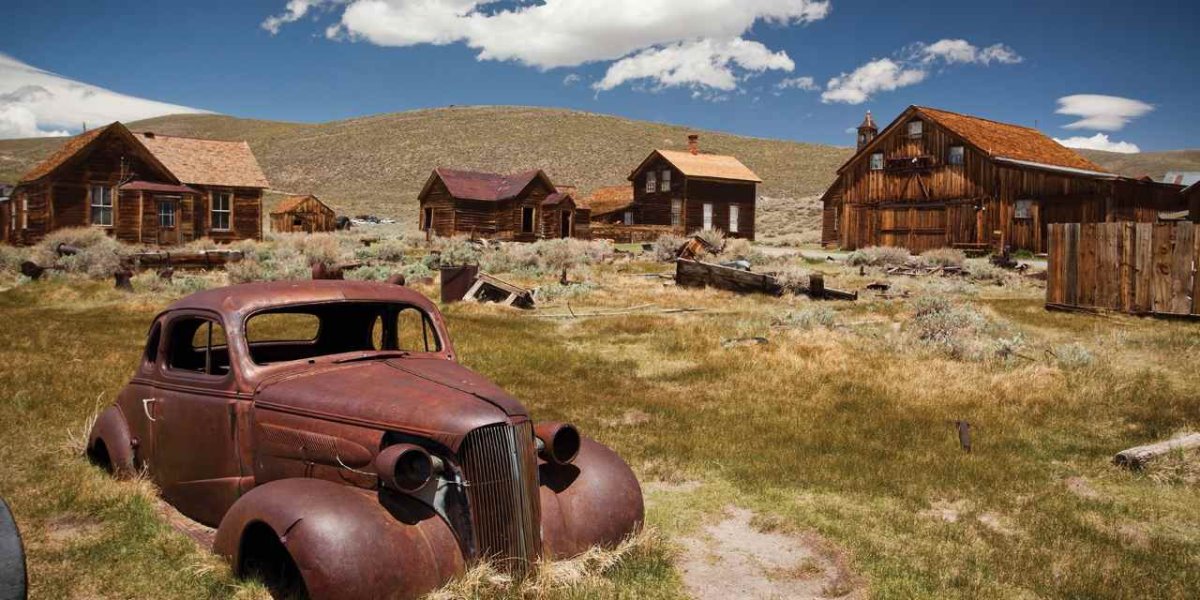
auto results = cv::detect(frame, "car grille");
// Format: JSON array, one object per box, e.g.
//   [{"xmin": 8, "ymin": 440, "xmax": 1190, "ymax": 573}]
[{"xmin": 459, "ymin": 421, "xmax": 542, "ymax": 574}]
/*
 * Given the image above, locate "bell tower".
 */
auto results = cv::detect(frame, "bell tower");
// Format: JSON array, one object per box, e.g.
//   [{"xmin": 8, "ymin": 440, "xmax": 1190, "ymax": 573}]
[{"xmin": 856, "ymin": 110, "xmax": 878, "ymax": 151}]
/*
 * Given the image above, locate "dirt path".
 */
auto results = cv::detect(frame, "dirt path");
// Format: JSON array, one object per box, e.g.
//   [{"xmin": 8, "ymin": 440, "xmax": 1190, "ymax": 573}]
[{"xmin": 677, "ymin": 506, "xmax": 857, "ymax": 600}]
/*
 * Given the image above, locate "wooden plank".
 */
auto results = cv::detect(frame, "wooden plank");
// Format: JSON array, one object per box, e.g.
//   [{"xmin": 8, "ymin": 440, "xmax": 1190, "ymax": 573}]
[
  {"xmin": 1119, "ymin": 223, "xmax": 1134, "ymax": 312},
  {"xmin": 1078, "ymin": 223, "xmax": 1096, "ymax": 308},
  {"xmin": 1151, "ymin": 224, "xmax": 1173, "ymax": 314},
  {"xmin": 1134, "ymin": 223, "xmax": 1153, "ymax": 313},
  {"xmin": 1169, "ymin": 222, "xmax": 1194, "ymax": 315},
  {"xmin": 1065, "ymin": 223, "xmax": 1079, "ymax": 307},
  {"xmin": 1195, "ymin": 229, "xmax": 1200, "ymax": 316},
  {"xmin": 1045, "ymin": 224, "xmax": 1061, "ymax": 305},
  {"xmin": 1104, "ymin": 224, "xmax": 1122, "ymax": 310}
]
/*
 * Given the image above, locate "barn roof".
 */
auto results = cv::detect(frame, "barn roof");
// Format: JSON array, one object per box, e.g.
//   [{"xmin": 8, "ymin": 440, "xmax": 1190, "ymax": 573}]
[
  {"xmin": 133, "ymin": 131, "xmax": 270, "ymax": 188},
  {"xmin": 841, "ymin": 106, "xmax": 1108, "ymax": 175},
  {"xmin": 634, "ymin": 149, "xmax": 762, "ymax": 183},
  {"xmin": 271, "ymin": 194, "xmax": 331, "ymax": 215},
  {"xmin": 18, "ymin": 123, "xmax": 178, "ymax": 184},
  {"xmin": 429, "ymin": 168, "xmax": 553, "ymax": 202},
  {"xmin": 585, "ymin": 185, "xmax": 635, "ymax": 215}
]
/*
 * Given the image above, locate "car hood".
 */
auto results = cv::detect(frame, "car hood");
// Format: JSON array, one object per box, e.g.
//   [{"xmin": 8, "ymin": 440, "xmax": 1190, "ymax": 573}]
[{"xmin": 254, "ymin": 357, "xmax": 528, "ymax": 450}]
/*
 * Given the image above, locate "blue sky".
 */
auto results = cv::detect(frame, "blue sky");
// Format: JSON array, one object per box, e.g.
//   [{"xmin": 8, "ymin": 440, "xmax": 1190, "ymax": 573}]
[{"xmin": 1, "ymin": 0, "xmax": 1197, "ymax": 152}]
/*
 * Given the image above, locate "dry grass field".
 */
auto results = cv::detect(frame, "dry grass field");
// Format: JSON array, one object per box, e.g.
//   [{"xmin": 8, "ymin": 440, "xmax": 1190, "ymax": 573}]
[
  {"xmin": 1, "ymin": 107, "xmax": 1196, "ymax": 226},
  {"xmin": 1, "ymin": 231, "xmax": 1198, "ymax": 599}
]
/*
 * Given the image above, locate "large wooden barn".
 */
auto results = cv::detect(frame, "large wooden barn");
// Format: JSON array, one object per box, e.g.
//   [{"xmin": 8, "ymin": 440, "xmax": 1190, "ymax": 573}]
[
  {"xmin": 604, "ymin": 135, "xmax": 762, "ymax": 240},
  {"xmin": 270, "ymin": 194, "xmax": 336, "ymax": 233},
  {"xmin": 417, "ymin": 168, "xmax": 589, "ymax": 241},
  {"xmin": 4, "ymin": 122, "xmax": 269, "ymax": 246},
  {"xmin": 821, "ymin": 106, "xmax": 1185, "ymax": 253}
]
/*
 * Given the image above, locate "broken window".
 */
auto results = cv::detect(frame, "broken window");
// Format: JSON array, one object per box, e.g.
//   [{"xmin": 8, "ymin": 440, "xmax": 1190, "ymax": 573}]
[
  {"xmin": 521, "ymin": 206, "xmax": 535, "ymax": 233},
  {"xmin": 1015, "ymin": 199, "xmax": 1034, "ymax": 220},
  {"xmin": 624, "ymin": 211, "xmax": 634, "ymax": 225},
  {"xmin": 908, "ymin": 120, "xmax": 923, "ymax": 139},
  {"xmin": 90, "ymin": 185, "xmax": 113, "ymax": 226},
  {"xmin": 212, "ymin": 191, "xmax": 232, "ymax": 231},
  {"xmin": 948, "ymin": 146, "xmax": 964, "ymax": 166},
  {"xmin": 870, "ymin": 153, "xmax": 884, "ymax": 171}
]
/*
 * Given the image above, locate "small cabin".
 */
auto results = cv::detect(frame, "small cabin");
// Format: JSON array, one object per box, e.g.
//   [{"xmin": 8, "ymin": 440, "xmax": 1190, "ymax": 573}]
[
  {"xmin": 600, "ymin": 135, "xmax": 762, "ymax": 240},
  {"xmin": 270, "ymin": 194, "xmax": 336, "ymax": 233},
  {"xmin": 417, "ymin": 168, "xmax": 587, "ymax": 241},
  {"xmin": 3, "ymin": 122, "xmax": 269, "ymax": 246},
  {"xmin": 821, "ymin": 106, "xmax": 1186, "ymax": 253}
]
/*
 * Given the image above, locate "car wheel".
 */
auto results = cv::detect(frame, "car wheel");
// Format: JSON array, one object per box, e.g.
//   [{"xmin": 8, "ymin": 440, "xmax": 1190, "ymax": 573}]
[{"xmin": 0, "ymin": 497, "xmax": 28, "ymax": 600}]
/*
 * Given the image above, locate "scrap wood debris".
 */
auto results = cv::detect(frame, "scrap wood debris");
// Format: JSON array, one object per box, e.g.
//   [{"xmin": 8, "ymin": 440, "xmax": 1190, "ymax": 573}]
[{"xmin": 530, "ymin": 303, "xmax": 707, "ymax": 319}]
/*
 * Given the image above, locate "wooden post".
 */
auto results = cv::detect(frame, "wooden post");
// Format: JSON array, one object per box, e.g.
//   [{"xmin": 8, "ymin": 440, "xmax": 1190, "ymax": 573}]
[{"xmin": 809, "ymin": 272, "xmax": 825, "ymax": 299}]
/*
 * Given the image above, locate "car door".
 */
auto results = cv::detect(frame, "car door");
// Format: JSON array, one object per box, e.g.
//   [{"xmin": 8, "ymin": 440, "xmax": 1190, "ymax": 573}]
[{"xmin": 152, "ymin": 311, "xmax": 247, "ymax": 527}]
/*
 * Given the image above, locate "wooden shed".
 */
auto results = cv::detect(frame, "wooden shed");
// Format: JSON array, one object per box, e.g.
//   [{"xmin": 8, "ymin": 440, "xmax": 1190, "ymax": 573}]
[
  {"xmin": 270, "ymin": 194, "xmax": 336, "ymax": 233},
  {"xmin": 3, "ymin": 122, "xmax": 269, "ymax": 246},
  {"xmin": 417, "ymin": 168, "xmax": 586, "ymax": 241},
  {"xmin": 821, "ymin": 106, "xmax": 1186, "ymax": 253}
]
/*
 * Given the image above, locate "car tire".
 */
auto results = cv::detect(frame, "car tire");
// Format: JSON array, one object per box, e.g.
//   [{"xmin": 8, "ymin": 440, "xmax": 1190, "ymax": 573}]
[{"xmin": 0, "ymin": 497, "xmax": 28, "ymax": 600}]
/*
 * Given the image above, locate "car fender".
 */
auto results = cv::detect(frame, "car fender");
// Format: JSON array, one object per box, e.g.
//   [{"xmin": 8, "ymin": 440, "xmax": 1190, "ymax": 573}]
[
  {"xmin": 87, "ymin": 406, "xmax": 135, "ymax": 476},
  {"xmin": 539, "ymin": 437, "xmax": 644, "ymax": 559},
  {"xmin": 214, "ymin": 478, "xmax": 464, "ymax": 600}
]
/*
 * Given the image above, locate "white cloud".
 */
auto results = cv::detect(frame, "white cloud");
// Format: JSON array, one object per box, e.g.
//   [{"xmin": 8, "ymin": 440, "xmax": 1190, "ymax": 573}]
[
  {"xmin": 822, "ymin": 38, "xmax": 1020, "ymax": 104},
  {"xmin": 562, "ymin": 73, "xmax": 582, "ymax": 86},
  {"xmin": 1053, "ymin": 133, "xmax": 1141, "ymax": 154},
  {"xmin": 821, "ymin": 58, "xmax": 926, "ymax": 105},
  {"xmin": 1056, "ymin": 94, "xmax": 1154, "ymax": 131},
  {"xmin": 0, "ymin": 53, "xmax": 208, "ymax": 140},
  {"xmin": 264, "ymin": 0, "xmax": 832, "ymax": 91},
  {"xmin": 776, "ymin": 76, "xmax": 818, "ymax": 91},
  {"xmin": 594, "ymin": 38, "xmax": 793, "ymax": 93},
  {"xmin": 915, "ymin": 39, "xmax": 1022, "ymax": 65}
]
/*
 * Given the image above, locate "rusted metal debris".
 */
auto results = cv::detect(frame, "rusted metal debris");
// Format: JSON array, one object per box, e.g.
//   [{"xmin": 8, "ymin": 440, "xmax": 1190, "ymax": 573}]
[
  {"xmin": 86, "ymin": 281, "xmax": 643, "ymax": 599},
  {"xmin": 0, "ymin": 497, "xmax": 28, "ymax": 600},
  {"xmin": 440, "ymin": 265, "xmax": 479, "ymax": 303},
  {"xmin": 463, "ymin": 272, "xmax": 535, "ymax": 308},
  {"xmin": 113, "ymin": 268, "xmax": 134, "ymax": 291}
]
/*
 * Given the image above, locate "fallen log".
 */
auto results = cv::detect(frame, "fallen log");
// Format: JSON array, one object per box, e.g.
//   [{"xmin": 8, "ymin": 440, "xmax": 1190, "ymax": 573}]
[
  {"xmin": 123, "ymin": 249, "xmax": 244, "ymax": 269},
  {"xmin": 675, "ymin": 258, "xmax": 784, "ymax": 296},
  {"xmin": 1113, "ymin": 433, "xmax": 1200, "ymax": 469}
]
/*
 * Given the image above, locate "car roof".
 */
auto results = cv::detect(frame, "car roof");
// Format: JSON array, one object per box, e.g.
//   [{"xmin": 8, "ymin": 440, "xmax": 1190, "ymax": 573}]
[{"xmin": 164, "ymin": 280, "xmax": 440, "ymax": 320}]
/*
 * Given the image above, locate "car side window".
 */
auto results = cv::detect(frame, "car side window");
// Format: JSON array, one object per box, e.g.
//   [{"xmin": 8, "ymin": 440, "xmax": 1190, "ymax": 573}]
[
  {"xmin": 167, "ymin": 316, "xmax": 231, "ymax": 376},
  {"xmin": 397, "ymin": 307, "xmax": 440, "ymax": 352}
]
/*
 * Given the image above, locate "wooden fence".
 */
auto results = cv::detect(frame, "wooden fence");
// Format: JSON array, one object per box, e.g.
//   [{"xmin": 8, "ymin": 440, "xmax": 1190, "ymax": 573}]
[{"xmin": 1046, "ymin": 222, "xmax": 1198, "ymax": 317}]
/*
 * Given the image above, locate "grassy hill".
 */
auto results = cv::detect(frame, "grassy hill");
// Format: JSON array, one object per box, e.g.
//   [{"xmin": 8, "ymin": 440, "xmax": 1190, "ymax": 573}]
[
  {"xmin": 0, "ymin": 106, "xmax": 852, "ymax": 220},
  {"xmin": 1, "ymin": 106, "xmax": 1195, "ymax": 224}
]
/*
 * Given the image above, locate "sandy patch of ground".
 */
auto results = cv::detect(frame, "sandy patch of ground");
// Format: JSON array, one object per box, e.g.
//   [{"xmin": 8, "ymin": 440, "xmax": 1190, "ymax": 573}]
[
  {"xmin": 43, "ymin": 514, "xmax": 103, "ymax": 550},
  {"xmin": 677, "ymin": 506, "xmax": 857, "ymax": 600}
]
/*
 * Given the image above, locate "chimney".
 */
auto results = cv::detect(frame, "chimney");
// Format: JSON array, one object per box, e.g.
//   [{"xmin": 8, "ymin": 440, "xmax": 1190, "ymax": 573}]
[
  {"xmin": 856, "ymin": 111, "xmax": 878, "ymax": 151},
  {"xmin": 687, "ymin": 134, "xmax": 700, "ymax": 155}
]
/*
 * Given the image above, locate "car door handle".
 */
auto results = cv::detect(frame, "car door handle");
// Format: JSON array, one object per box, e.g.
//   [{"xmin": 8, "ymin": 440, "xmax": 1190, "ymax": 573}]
[{"xmin": 141, "ymin": 398, "xmax": 158, "ymax": 422}]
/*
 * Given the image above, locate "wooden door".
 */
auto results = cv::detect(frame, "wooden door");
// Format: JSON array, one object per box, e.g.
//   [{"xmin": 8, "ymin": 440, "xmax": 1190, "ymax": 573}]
[
  {"xmin": 878, "ymin": 204, "xmax": 947, "ymax": 252},
  {"xmin": 157, "ymin": 197, "xmax": 180, "ymax": 245},
  {"xmin": 560, "ymin": 210, "xmax": 572, "ymax": 238}
]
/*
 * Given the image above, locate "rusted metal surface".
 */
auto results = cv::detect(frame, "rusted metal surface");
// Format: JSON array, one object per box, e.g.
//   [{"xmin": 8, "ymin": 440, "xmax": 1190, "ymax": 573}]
[
  {"xmin": 88, "ymin": 280, "xmax": 643, "ymax": 599},
  {"xmin": 440, "ymin": 265, "xmax": 479, "ymax": 303}
]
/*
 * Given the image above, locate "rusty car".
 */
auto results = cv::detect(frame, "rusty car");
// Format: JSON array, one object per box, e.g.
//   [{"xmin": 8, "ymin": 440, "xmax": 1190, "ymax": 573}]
[{"xmin": 86, "ymin": 280, "xmax": 644, "ymax": 599}]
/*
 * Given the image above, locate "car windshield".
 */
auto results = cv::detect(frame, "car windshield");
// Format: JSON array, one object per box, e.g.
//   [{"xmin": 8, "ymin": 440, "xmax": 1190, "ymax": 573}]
[{"xmin": 245, "ymin": 301, "xmax": 442, "ymax": 365}]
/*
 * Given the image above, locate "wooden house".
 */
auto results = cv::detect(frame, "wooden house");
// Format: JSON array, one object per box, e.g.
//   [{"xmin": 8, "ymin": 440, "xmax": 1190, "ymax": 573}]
[
  {"xmin": 4, "ymin": 122, "xmax": 269, "ymax": 246},
  {"xmin": 821, "ymin": 106, "xmax": 1185, "ymax": 253},
  {"xmin": 270, "ymin": 194, "xmax": 336, "ymax": 233},
  {"xmin": 417, "ymin": 168, "xmax": 588, "ymax": 241},
  {"xmin": 611, "ymin": 135, "xmax": 762, "ymax": 240}
]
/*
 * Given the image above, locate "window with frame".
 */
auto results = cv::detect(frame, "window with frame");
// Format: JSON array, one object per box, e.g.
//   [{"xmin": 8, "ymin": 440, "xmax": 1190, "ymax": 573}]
[
  {"xmin": 90, "ymin": 185, "xmax": 113, "ymax": 226},
  {"xmin": 158, "ymin": 199, "xmax": 177, "ymax": 228},
  {"xmin": 211, "ymin": 191, "xmax": 232, "ymax": 231},
  {"xmin": 671, "ymin": 199, "xmax": 682, "ymax": 226},
  {"xmin": 20, "ymin": 198, "xmax": 27, "ymax": 230},
  {"xmin": 702, "ymin": 203, "xmax": 713, "ymax": 230},
  {"xmin": 908, "ymin": 120, "xmax": 923, "ymax": 138},
  {"xmin": 521, "ymin": 206, "xmax": 535, "ymax": 233},
  {"xmin": 167, "ymin": 317, "xmax": 230, "ymax": 376},
  {"xmin": 245, "ymin": 302, "xmax": 442, "ymax": 365},
  {"xmin": 948, "ymin": 146, "xmax": 965, "ymax": 166},
  {"xmin": 623, "ymin": 211, "xmax": 634, "ymax": 225},
  {"xmin": 660, "ymin": 169, "xmax": 671, "ymax": 191},
  {"xmin": 645, "ymin": 171, "xmax": 657, "ymax": 193},
  {"xmin": 1014, "ymin": 199, "xmax": 1034, "ymax": 220},
  {"xmin": 729, "ymin": 205, "xmax": 740, "ymax": 233},
  {"xmin": 870, "ymin": 153, "xmax": 884, "ymax": 171}
]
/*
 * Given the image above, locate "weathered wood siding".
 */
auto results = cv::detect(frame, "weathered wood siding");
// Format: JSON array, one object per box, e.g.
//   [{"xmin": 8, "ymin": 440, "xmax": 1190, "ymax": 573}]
[
  {"xmin": 1047, "ymin": 222, "xmax": 1198, "ymax": 316},
  {"xmin": 271, "ymin": 197, "xmax": 336, "ymax": 233},
  {"xmin": 628, "ymin": 155, "xmax": 757, "ymax": 240},
  {"xmin": 418, "ymin": 173, "xmax": 588, "ymax": 241}
]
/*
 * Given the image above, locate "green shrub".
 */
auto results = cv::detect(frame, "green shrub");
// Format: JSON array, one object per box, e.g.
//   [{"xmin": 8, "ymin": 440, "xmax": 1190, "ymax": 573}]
[
  {"xmin": 920, "ymin": 248, "xmax": 966, "ymax": 268},
  {"xmin": 345, "ymin": 264, "xmax": 397, "ymax": 281},
  {"xmin": 477, "ymin": 239, "xmax": 612, "ymax": 277},
  {"xmin": 536, "ymin": 281, "xmax": 599, "ymax": 302},
  {"xmin": 373, "ymin": 238, "xmax": 407, "ymax": 263},
  {"xmin": 432, "ymin": 236, "xmax": 481, "ymax": 266},
  {"xmin": 1054, "ymin": 343, "xmax": 1095, "ymax": 370},
  {"xmin": 847, "ymin": 245, "xmax": 911, "ymax": 267}
]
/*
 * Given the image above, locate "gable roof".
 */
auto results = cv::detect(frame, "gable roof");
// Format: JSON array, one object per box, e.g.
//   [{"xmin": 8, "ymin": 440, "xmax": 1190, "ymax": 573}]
[
  {"xmin": 585, "ymin": 185, "xmax": 635, "ymax": 215},
  {"xmin": 632, "ymin": 149, "xmax": 762, "ymax": 183},
  {"xmin": 841, "ymin": 106, "xmax": 1108, "ymax": 175},
  {"xmin": 271, "ymin": 194, "xmax": 331, "ymax": 215},
  {"xmin": 426, "ymin": 167, "xmax": 554, "ymax": 202},
  {"xmin": 18, "ymin": 123, "xmax": 178, "ymax": 185},
  {"xmin": 133, "ymin": 131, "xmax": 270, "ymax": 188}
]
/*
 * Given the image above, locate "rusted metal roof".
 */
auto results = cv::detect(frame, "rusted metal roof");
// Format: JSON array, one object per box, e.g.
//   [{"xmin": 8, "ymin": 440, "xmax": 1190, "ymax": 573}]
[
  {"xmin": 584, "ymin": 185, "xmax": 634, "ymax": 215},
  {"xmin": 433, "ymin": 168, "xmax": 551, "ymax": 202},
  {"xmin": 119, "ymin": 180, "xmax": 199, "ymax": 194},
  {"xmin": 647, "ymin": 149, "xmax": 762, "ymax": 183},
  {"xmin": 134, "ymin": 131, "xmax": 270, "ymax": 189},
  {"xmin": 271, "ymin": 193, "xmax": 331, "ymax": 215}
]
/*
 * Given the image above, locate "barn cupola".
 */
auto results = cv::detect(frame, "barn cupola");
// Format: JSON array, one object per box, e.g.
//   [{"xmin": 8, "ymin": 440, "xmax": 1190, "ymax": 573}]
[{"xmin": 856, "ymin": 111, "xmax": 878, "ymax": 151}]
